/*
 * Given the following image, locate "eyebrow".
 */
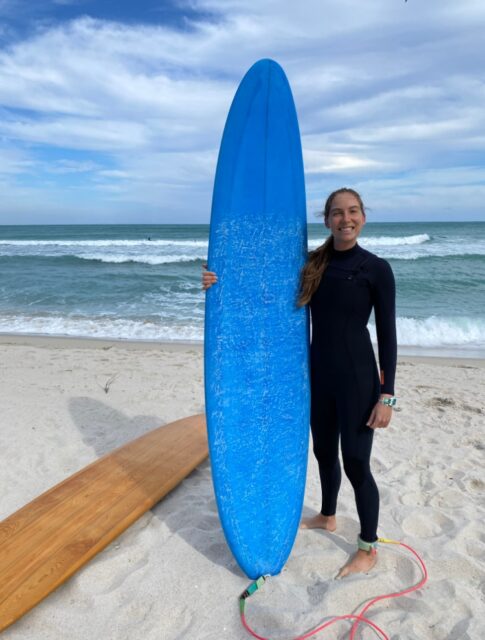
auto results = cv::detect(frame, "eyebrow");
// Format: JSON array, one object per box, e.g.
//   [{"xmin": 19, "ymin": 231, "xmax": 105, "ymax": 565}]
[{"xmin": 330, "ymin": 206, "xmax": 361, "ymax": 213}]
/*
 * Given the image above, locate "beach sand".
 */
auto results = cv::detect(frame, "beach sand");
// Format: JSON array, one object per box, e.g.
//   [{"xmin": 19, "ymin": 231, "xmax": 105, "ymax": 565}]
[{"xmin": 0, "ymin": 335, "xmax": 484, "ymax": 639}]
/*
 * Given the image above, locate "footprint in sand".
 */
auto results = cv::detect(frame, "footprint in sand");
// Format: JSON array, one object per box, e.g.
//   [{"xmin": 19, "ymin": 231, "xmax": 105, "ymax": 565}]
[
  {"xmin": 426, "ymin": 396, "xmax": 456, "ymax": 411},
  {"xmin": 400, "ymin": 491, "xmax": 427, "ymax": 507},
  {"xmin": 428, "ymin": 488, "xmax": 465, "ymax": 509},
  {"xmin": 401, "ymin": 509, "xmax": 454, "ymax": 538},
  {"xmin": 463, "ymin": 438, "xmax": 485, "ymax": 451},
  {"xmin": 306, "ymin": 580, "xmax": 329, "ymax": 606},
  {"xmin": 464, "ymin": 538, "xmax": 485, "ymax": 559},
  {"xmin": 464, "ymin": 476, "xmax": 485, "ymax": 492}
]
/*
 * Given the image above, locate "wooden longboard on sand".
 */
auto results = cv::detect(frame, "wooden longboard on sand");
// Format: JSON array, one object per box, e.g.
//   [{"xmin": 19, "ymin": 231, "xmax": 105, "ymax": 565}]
[{"xmin": 0, "ymin": 414, "xmax": 208, "ymax": 633}]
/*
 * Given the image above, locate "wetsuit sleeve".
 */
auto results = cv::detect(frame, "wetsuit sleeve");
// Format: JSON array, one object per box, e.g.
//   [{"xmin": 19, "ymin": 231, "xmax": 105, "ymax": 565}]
[{"xmin": 372, "ymin": 259, "xmax": 397, "ymax": 395}]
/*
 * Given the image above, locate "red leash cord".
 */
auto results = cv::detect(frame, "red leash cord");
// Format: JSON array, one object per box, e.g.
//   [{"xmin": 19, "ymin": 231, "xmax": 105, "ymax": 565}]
[{"xmin": 239, "ymin": 538, "xmax": 428, "ymax": 640}]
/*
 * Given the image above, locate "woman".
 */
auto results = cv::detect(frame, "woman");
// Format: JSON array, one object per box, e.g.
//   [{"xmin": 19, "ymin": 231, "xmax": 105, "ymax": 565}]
[{"xmin": 203, "ymin": 187, "xmax": 397, "ymax": 578}]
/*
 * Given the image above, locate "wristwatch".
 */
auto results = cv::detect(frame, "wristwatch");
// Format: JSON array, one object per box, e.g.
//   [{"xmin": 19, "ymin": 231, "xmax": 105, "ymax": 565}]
[{"xmin": 379, "ymin": 397, "xmax": 397, "ymax": 407}]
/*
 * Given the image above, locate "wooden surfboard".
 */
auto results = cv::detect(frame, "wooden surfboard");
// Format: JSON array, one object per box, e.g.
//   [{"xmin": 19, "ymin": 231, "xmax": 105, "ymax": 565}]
[{"xmin": 0, "ymin": 414, "xmax": 207, "ymax": 633}]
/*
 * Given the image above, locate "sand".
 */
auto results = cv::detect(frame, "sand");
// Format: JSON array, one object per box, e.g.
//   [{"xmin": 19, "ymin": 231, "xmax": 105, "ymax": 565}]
[{"xmin": 0, "ymin": 335, "xmax": 484, "ymax": 639}]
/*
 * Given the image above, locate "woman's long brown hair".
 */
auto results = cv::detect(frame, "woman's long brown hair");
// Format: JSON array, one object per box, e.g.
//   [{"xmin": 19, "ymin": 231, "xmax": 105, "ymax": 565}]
[{"xmin": 298, "ymin": 188, "xmax": 365, "ymax": 307}]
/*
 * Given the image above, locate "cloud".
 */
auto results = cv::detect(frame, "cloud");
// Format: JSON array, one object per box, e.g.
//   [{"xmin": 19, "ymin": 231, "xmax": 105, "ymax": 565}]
[
  {"xmin": 304, "ymin": 149, "xmax": 386, "ymax": 174},
  {"xmin": 0, "ymin": 155, "xmax": 34, "ymax": 183},
  {"xmin": 1, "ymin": 1, "xmax": 485, "ymax": 222},
  {"xmin": 0, "ymin": 117, "xmax": 150, "ymax": 150}
]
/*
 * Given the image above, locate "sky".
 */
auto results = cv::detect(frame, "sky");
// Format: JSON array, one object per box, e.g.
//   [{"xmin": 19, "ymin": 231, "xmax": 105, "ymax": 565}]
[{"xmin": 0, "ymin": 0, "xmax": 485, "ymax": 224}]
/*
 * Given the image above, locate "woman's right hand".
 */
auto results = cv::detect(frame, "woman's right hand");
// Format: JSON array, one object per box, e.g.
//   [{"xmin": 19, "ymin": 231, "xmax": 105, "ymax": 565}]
[{"xmin": 202, "ymin": 263, "xmax": 218, "ymax": 290}]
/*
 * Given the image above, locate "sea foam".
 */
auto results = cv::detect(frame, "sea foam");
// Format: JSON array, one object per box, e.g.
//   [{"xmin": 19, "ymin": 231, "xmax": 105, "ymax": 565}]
[
  {"xmin": 0, "ymin": 314, "xmax": 204, "ymax": 342},
  {"xmin": 307, "ymin": 234, "xmax": 430, "ymax": 251},
  {"xmin": 369, "ymin": 316, "xmax": 485, "ymax": 349},
  {"xmin": 77, "ymin": 254, "xmax": 204, "ymax": 265}
]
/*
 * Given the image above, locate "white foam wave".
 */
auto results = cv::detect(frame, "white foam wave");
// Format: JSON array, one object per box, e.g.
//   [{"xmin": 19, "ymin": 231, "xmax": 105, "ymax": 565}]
[
  {"xmin": 369, "ymin": 316, "xmax": 485, "ymax": 348},
  {"xmin": 78, "ymin": 253, "xmax": 203, "ymax": 265},
  {"xmin": 308, "ymin": 234, "xmax": 430, "ymax": 251},
  {"xmin": 2, "ymin": 312, "xmax": 484, "ymax": 351},
  {"xmin": 1, "ymin": 235, "xmax": 429, "ymax": 251},
  {"xmin": 0, "ymin": 239, "xmax": 209, "ymax": 248},
  {"xmin": 307, "ymin": 234, "xmax": 485, "ymax": 260},
  {"xmin": 378, "ymin": 248, "xmax": 485, "ymax": 260},
  {"xmin": 0, "ymin": 314, "xmax": 204, "ymax": 342},
  {"xmin": 363, "ymin": 234, "xmax": 430, "ymax": 247}
]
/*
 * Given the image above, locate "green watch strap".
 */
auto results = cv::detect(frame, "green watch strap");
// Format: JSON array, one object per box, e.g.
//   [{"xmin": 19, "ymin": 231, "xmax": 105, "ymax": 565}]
[{"xmin": 380, "ymin": 397, "xmax": 397, "ymax": 407}]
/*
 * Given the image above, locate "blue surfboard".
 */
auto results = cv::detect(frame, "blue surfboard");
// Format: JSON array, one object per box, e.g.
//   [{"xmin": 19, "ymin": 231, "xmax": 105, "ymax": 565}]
[{"xmin": 204, "ymin": 59, "xmax": 310, "ymax": 579}]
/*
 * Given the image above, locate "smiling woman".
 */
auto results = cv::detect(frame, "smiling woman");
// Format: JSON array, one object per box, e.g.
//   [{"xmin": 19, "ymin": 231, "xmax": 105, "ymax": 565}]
[
  {"xmin": 299, "ymin": 187, "xmax": 398, "ymax": 578},
  {"xmin": 298, "ymin": 188, "xmax": 368, "ymax": 305},
  {"xmin": 325, "ymin": 191, "xmax": 366, "ymax": 250}
]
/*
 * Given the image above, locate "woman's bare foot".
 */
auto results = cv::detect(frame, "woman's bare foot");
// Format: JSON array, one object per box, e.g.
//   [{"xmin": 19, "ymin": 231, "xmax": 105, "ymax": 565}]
[
  {"xmin": 336, "ymin": 549, "xmax": 377, "ymax": 578},
  {"xmin": 300, "ymin": 513, "xmax": 337, "ymax": 532}
]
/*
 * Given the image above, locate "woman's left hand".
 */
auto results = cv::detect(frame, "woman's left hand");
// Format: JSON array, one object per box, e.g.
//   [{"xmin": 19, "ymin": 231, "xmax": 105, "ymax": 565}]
[{"xmin": 366, "ymin": 400, "xmax": 393, "ymax": 429}]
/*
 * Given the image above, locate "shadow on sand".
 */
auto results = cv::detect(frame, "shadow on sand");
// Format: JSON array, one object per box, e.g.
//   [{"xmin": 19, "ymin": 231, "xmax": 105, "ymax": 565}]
[{"xmin": 68, "ymin": 397, "xmax": 242, "ymax": 578}]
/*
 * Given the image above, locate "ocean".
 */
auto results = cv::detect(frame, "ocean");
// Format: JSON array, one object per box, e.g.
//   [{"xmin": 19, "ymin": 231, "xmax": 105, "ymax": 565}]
[{"xmin": 0, "ymin": 222, "xmax": 484, "ymax": 357}]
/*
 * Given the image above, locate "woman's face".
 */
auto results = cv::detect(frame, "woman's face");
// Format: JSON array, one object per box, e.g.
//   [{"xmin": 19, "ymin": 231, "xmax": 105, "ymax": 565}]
[{"xmin": 325, "ymin": 192, "xmax": 366, "ymax": 250}]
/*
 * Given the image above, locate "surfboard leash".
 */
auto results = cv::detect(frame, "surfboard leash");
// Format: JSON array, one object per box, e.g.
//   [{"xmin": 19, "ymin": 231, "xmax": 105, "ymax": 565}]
[{"xmin": 239, "ymin": 537, "xmax": 428, "ymax": 640}]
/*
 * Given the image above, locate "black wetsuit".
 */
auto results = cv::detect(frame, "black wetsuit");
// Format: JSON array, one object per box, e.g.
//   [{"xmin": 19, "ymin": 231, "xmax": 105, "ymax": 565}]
[{"xmin": 309, "ymin": 243, "xmax": 397, "ymax": 543}]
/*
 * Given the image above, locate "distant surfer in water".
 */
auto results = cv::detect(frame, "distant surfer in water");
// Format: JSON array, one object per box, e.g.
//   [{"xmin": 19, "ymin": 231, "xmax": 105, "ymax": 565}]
[{"xmin": 202, "ymin": 187, "xmax": 397, "ymax": 578}]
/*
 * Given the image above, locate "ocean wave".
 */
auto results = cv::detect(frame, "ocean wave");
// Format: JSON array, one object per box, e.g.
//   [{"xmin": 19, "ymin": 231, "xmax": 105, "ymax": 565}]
[
  {"xmin": 378, "ymin": 249, "xmax": 485, "ymax": 260},
  {"xmin": 308, "ymin": 234, "xmax": 430, "ymax": 251},
  {"xmin": 363, "ymin": 234, "xmax": 430, "ymax": 247},
  {"xmin": 0, "ymin": 239, "xmax": 209, "ymax": 248},
  {"xmin": 369, "ymin": 316, "xmax": 485, "ymax": 348},
  {"xmin": 0, "ymin": 252, "xmax": 207, "ymax": 265},
  {"xmin": 2, "ymin": 235, "xmax": 430, "ymax": 251},
  {"xmin": 2, "ymin": 312, "xmax": 484, "ymax": 350},
  {"xmin": 77, "ymin": 253, "xmax": 204, "ymax": 265},
  {"xmin": 0, "ymin": 314, "xmax": 204, "ymax": 342},
  {"xmin": 306, "ymin": 235, "xmax": 485, "ymax": 260},
  {"xmin": 4, "ymin": 246, "xmax": 484, "ymax": 263}
]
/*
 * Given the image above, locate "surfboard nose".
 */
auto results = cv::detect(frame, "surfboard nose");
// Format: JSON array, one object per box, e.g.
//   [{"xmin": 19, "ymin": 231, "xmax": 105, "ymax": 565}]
[
  {"xmin": 239, "ymin": 58, "xmax": 289, "ymax": 97},
  {"xmin": 246, "ymin": 58, "xmax": 285, "ymax": 74},
  {"xmin": 212, "ymin": 57, "xmax": 304, "ymax": 219}
]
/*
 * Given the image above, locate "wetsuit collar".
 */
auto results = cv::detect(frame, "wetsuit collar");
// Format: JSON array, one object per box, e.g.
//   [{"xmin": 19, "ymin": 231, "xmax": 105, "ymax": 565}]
[{"xmin": 331, "ymin": 242, "xmax": 361, "ymax": 259}]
